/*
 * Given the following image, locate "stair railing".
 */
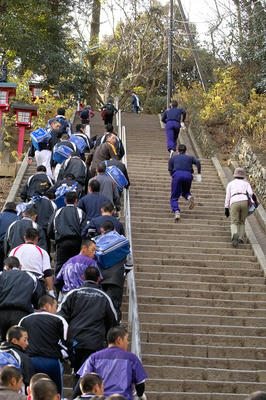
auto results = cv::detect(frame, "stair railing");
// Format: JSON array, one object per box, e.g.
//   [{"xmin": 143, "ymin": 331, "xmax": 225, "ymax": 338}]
[{"xmin": 121, "ymin": 124, "xmax": 142, "ymax": 359}]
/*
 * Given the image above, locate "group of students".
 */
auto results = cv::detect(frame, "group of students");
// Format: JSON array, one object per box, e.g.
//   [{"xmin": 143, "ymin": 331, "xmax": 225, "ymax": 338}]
[{"xmin": 0, "ymin": 105, "xmax": 145, "ymax": 400}]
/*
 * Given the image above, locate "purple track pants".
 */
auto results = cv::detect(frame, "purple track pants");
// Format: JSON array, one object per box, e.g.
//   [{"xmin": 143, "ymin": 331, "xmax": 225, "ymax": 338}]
[
  {"xmin": 170, "ymin": 170, "xmax": 193, "ymax": 212},
  {"xmin": 165, "ymin": 120, "xmax": 180, "ymax": 152}
]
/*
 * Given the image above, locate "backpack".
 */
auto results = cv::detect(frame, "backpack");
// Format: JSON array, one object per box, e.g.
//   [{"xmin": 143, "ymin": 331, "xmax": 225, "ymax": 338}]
[
  {"xmin": 53, "ymin": 144, "xmax": 73, "ymax": 164},
  {"xmin": 70, "ymin": 135, "xmax": 87, "ymax": 153},
  {"xmin": 105, "ymin": 164, "xmax": 128, "ymax": 193},
  {"xmin": 16, "ymin": 195, "xmax": 42, "ymax": 216},
  {"xmin": 54, "ymin": 181, "xmax": 78, "ymax": 209},
  {"xmin": 0, "ymin": 349, "xmax": 21, "ymax": 370},
  {"xmin": 30, "ymin": 128, "xmax": 51, "ymax": 151}
]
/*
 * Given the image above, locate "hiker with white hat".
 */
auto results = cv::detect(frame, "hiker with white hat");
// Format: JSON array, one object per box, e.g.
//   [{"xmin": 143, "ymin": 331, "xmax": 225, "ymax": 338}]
[{"xmin": 224, "ymin": 167, "xmax": 253, "ymax": 247}]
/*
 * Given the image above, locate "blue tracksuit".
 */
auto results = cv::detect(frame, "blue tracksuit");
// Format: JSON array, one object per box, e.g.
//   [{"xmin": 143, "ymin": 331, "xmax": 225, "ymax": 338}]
[
  {"xmin": 168, "ymin": 153, "xmax": 201, "ymax": 212},
  {"xmin": 161, "ymin": 107, "xmax": 186, "ymax": 151}
]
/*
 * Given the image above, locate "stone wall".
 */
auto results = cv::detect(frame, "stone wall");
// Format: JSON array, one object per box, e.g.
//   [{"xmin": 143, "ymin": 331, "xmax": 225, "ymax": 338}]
[
  {"xmin": 232, "ymin": 138, "xmax": 266, "ymax": 206},
  {"xmin": 188, "ymin": 116, "xmax": 216, "ymax": 158}
]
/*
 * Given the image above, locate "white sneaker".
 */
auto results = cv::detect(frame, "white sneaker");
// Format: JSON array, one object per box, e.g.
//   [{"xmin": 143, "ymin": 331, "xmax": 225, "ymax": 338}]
[
  {"xmin": 187, "ymin": 196, "xmax": 195, "ymax": 210},
  {"xmin": 174, "ymin": 211, "xmax": 181, "ymax": 221}
]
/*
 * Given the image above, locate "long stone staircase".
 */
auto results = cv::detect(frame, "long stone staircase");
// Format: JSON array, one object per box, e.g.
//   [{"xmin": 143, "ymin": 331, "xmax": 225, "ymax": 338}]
[{"xmin": 124, "ymin": 112, "xmax": 266, "ymax": 399}]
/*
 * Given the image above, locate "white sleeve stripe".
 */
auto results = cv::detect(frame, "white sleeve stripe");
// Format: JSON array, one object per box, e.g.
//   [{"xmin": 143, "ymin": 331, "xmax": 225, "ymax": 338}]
[{"xmin": 19, "ymin": 312, "xmax": 68, "ymax": 340}]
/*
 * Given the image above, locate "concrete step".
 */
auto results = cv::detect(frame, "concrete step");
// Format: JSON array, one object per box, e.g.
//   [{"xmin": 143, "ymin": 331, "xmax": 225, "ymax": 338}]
[
  {"xmin": 132, "ymin": 238, "xmax": 252, "ymax": 249},
  {"xmin": 139, "ymin": 331, "xmax": 266, "ymax": 347},
  {"xmin": 145, "ymin": 377, "xmax": 266, "ymax": 393},
  {"xmin": 134, "ymin": 271, "xmax": 264, "ymax": 285},
  {"xmin": 145, "ymin": 391, "xmax": 247, "ymax": 400},
  {"xmin": 134, "ymin": 311, "xmax": 266, "ymax": 327},
  {"xmin": 134, "ymin": 258, "xmax": 259, "ymax": 269},
  {"xmin": 135, "ymin": 303, "xmax": 266, "ymax": 318},
  {"xmin": 135, "ymin": 286, "xmax": 266, "ymax": 301},
  {"xmin": 144, "ymin": 364, "xmax": 264, "ymax": 382},
  {"xmin": 135, "ymin": 264, "xmax": 261, "ymax": 277},
  {"xmin": 138, "ymin": 322, "xmax": 266, "ymax": 337},
  {"xmin": 140, "ymin": 341, "xmax": 266, "ymax": 359},
  {"xmin": 134, "ymin": 244, "xmax": 253, "ymax": 256},
  {"xmin": 126, "ymin": 294, "xmax": 266, "ymax": 309}
]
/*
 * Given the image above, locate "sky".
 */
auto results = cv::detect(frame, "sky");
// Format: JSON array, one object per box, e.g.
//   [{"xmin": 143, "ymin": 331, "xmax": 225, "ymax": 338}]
[{"xmin": 98, "ymin": 0, "xmax": 225, "ymax": 41}]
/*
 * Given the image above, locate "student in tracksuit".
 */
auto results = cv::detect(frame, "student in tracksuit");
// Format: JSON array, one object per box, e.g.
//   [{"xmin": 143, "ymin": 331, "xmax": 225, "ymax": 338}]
[
  {"xmin": 48, "ymin": 191, "xmax": 86, "ymax": 274},
  {"xmin": 168, "ymin": 144, "xmax": 201, "ymax": 222},
  {"xmin": 161, "ymin": 100, "xmax": 186, "ymax": 156}
]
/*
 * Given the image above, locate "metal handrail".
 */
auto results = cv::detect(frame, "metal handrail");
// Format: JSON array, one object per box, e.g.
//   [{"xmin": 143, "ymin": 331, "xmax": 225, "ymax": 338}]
[{"xmin": 121, "ymin": 124, "xmax": 142, "ymax": 359}]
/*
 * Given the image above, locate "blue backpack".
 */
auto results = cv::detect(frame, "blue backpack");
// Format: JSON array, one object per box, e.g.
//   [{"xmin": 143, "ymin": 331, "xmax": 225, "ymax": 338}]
[
  {"xmin": 70, "ymin": 135, "xmax": 86, "ymax": 153},
  {"xmin": 30, "ymin": 129, "xmax": 51, "ymax": 151},
  {"xmin": 0, "ymin": 349, "xmax": 21, "ymax": 370},
  {"xmin": 54, "ymin": 181, "xmax": 78, "ymax": 209}
]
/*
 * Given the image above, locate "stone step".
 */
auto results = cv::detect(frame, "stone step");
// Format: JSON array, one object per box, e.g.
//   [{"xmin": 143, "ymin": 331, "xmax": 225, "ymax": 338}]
[
  {"xmin": 135, "ymin": 303, "xmax": 266, "ymax": 318},
  {"xmin": 144, "ymin": 364, "xmax": 265, "ymax": 382},
  {"xmin": 134, "ymin": 244, "xmax": 253, "ymax": 256},
  {"xmin": 132, "ymin": 212, "xmax": 229, "ymax": 221},
  {"xmin": 135, "ymin": 278, "xmax": 265, "ymax": 292},
  {"xmin": 145, "ymin": 377, "xmax": 266, "ymax": 393},
  {"xmin": 132, "ymin": 232, "xmax": 231, "ymax": 241},
  {"xmin": 132, "ymin": 238, "xmax": 252, "ymax": 250},
  {"xmin": 145, "ymin": 391, "xmax": 247, "ymax": 400},
  {"xmin": 135, "ymin": 286, "xmax": 266, "ymax": 301},
  {"xmin": 140, "ymin": 341, "xmax": 266, "ymax": 360},
  {"xmin": 127, "ymin": 294, "xmax": 266, "ymax": 309},
  {"xmin": 134, "ymin": 258, "xmax": 259, "ymax": 269},
  {"xmin": 134, "ymin": 271, "xmax": 263, "ymax": 285},
  {"xmin": 134, "ymin": 311, "xmax": 266, "ymax": 327},
  {"xmin": 135, "ymin": 264, "xmax": 260, "ymax": 277},
  {"xmin": 139, "ymin": 331, "xmax": 266, "ymax": 347},
  {"xmin": 134, "ymin": 249, "xmax": 256, "ymax": 262},
  {"xmin": 138, "ymin": 322, "xmax": 266, "ymax": 337}
]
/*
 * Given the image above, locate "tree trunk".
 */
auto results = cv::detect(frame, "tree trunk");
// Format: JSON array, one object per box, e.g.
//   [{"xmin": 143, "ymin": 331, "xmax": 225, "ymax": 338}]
[{"xmin": 87, "ymin": 0, "xmax": 101, "ymax": 109}]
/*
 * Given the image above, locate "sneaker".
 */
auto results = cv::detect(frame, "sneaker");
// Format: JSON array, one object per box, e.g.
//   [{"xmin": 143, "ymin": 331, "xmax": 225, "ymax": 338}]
[
  {"xmin": 232, "ymin": 233, "xmax": 239, "ymax": 248},
  {"xmin": 174, "ymin": 211, "xmax": 181, "ymax": 221},
  {"xmin": 187, "ymin": 196, "xmax": 195, "ymax": 210}
]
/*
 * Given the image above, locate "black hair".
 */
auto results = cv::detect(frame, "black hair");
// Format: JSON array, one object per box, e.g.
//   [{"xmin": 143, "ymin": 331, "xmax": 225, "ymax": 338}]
[
  {"xmin": 4, "ymin": 256, "xmax": 20, "ymax": 269},
  {"xmin": 6, "ymin": 325, "xmax": 27, "ymax": 342},
  {"xmin": 31, "ymin": 378, "xmax": 58, "ymax": 400},
  {"xmin": 38, "ymin": 294, "xmax": 56, "ymax": 309},
  {"xmin": 29, "ymin": 373, "xmax": 51, "ymax": 389},
  {"xmin": 45, "ymin": 189, "xmax": 55, "ymax": 200},
  {"xmin": 178, "ymin": 144, "xmax": 187, "ymax": 153},
  {"xmin": 83, "ymin": 267, "xmax": 100, "ymax": 282},
  {"xmin": 101, "ymin": 201, "xmax": 114, "ymax": 213},
  {"xmin": 80, "ymin": 373, "xmax": 103, "ymax": 394},
  {"xmin": 57, "ymin": 107, "xmax": 65, "ymax": 115},
  {"xmin": 71, "ymin": 151, "xmax": 80, "ymax": 157},
  {"xmin": 24, "ymin": 206, "xmax": 37, "ymax": 218},
  {"xmin": 101, "ymin": 220, "xmax": 114, "ymax": 232},
  {"xmin": 0, "ymin": 366, "xmax": 22, "ymax": 385},
  {"xmin": 61, "ymin": 133, "xmax": 69, "ymax": 140},
  {"xmin": 97, "ymin": 161, "xmax": 106, "ymax": 173},
  {"xmin": 171, "ymin": 100, "xmax": 178, "ymax": 107},
  {"xmin": 25, "ymin": 227, "xmax": 38, "ymax": 241},
  {"xmin": 36, "ymin": 165, "xmax": 46, "ymax": 172},
  {"xmin": 4, "ymin": 202, "xmax": 16, "ymax": 212},
  {"xmin": 76, "ymin": 123, "xmax": 85, "ymax": 132},
  {"xmin": 89, "ymin": 179, "xmax": 100, "ymax": 193},
  {"xmin": 65, "ymin": 191, "xmax": 78, "ymax": 204},
  {"xmin": 81, "ymin": 239, "xmax": 96, "ymax": 248},
  {"xmin": 105, "ymin": 123, "xmax": 113, "ymax": 133},
  {"xmin": 107, "ymin": 326, "xmax": 128, "ymax": 344}
]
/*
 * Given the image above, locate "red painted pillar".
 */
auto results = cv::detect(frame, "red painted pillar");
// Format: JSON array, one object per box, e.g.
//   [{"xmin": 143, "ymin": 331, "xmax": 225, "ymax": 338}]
[{"xmin": 17, "ymin": 125, "xmax": 25, "ymax": 160}]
